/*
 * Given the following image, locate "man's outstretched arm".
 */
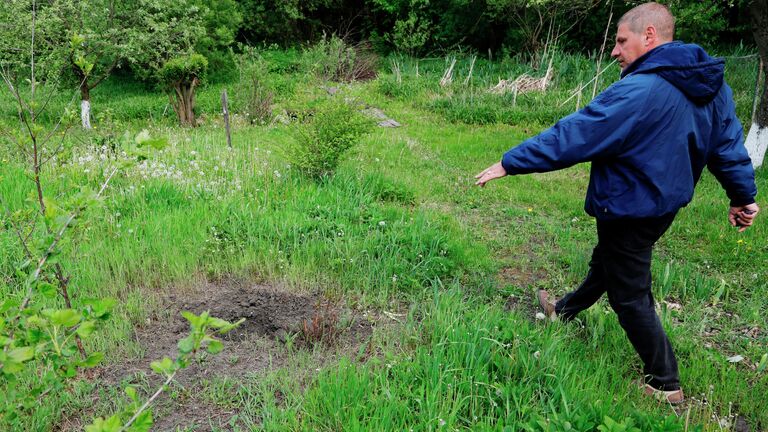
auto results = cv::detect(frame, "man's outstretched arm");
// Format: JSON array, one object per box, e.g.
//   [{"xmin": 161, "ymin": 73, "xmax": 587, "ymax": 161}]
[{"xmin": 474, "ymin": 77, "xmax": 649, "ymax": 187}]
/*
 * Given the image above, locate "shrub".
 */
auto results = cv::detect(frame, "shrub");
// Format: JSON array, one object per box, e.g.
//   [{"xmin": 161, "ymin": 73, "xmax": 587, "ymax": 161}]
[
  {"xmin": 286, "ymin": 100, "xmax": 373, "ymax": 179},
  {"xmin": 244, "ymin": 78, "xmax": 274, "ymax": 125},
  {"xmin": 159, "ymin": 53, "xmax": 208, "ymax": 126},
  {"xmin": 302, "ymin": 35, "xmax": 379, "ymax": 82}
]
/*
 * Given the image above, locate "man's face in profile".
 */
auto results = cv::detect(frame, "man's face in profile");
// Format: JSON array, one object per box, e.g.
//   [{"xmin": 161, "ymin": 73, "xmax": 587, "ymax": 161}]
[{"xmin": 611, "ymin": 23, "xmax": 649, "ymax": 71}]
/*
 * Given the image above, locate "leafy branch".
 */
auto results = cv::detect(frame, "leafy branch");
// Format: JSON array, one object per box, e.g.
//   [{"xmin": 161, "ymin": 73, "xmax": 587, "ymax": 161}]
[{"xmin": 86, "ymin": 312, "xmax": 244, "ymax": 432}]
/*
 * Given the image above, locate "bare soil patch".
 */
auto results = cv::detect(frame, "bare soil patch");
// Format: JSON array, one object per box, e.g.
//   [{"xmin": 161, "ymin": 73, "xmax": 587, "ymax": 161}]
[{"xmin": 87, "ymin": 278, "xmax": 375, "ymax": 431}]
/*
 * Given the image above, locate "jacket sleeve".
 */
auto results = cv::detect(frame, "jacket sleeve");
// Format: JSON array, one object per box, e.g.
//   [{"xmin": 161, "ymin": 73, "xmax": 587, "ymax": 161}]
[
  {"xmin": 706, "ymin": 85, "xmax": 757, "ymax": 207},
  {"xmin": 501, "ymin": 78, "xmax": 649, "ymax": 175}
]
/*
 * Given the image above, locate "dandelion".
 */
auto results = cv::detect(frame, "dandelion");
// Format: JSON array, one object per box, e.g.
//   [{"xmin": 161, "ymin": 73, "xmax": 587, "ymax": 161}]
[
  {"xmin": 527, "ymin": 207, "xmax": 533, "ymax": 212},
  {"xmin": 439, "ymin": 419, "xmax": 446, "ymax": 427},
  {"xmin": 737, "ymin": 239, "xmax": 744, "ymax": 244},
  {"xmin": 378, "ymin": 220, "xmax": 386, "ymax": 226}
]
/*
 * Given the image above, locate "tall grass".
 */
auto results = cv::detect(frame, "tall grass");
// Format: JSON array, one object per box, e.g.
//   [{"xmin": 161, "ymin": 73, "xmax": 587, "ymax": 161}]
[{"xmin": 1, "ymin": 44, "xmax": 765, "ymax": 430}]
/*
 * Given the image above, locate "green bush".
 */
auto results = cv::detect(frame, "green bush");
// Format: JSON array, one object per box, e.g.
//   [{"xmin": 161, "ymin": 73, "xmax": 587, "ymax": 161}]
[
  {"xmin": 301, "ymin": 35, "xmax": 379, "ymax": 82},
  {"xmin": 158, "ymin": 54, "xmax": 208, "ymax": 86},
  {"xmin": 286, "ymin": 100, "xmax": 373, "ymax": 178}
]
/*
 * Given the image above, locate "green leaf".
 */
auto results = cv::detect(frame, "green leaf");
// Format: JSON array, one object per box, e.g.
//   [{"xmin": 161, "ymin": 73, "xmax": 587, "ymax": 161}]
[
  {"xmin": 125, "ymin": 386, "xmax": 138, "ymax": 402},
  {"xmin": 177, "ymin": 335, "xmax": 195, "ymax": 354},
  {"xmin": 150, "ymin": 357, "xmax": 175, "ymax": 375},
  {"xmin": 81, "ymin": 352, "xmax": 104, "ymax": 368},
  {"xmin": 128, "ymin": 409, "xmax": 153, "ymax": 432},
  {"xmin": 37, "ymin": 281, "xmax": 58, "ymax": 298},
  {"xmin": 208, "ymin": 317, "xmax": 230, "ymax": 329},
  {"xmin": 181, "ymin": 311, "xmax": 200, "ymax": 328},
  {"xmin": 758, "ymin": 353, "xmax": 768, "ymax": 373},
  {"xmin": 1, "ymin": 359, "xmax": 24, "ymax": 374},
  {"xmin": 85, "ymin": 414, "xmax": 122, "ymax": 432},
  {"xmin": 84, "ymin": 297, "xmax": 117, "ymax": 319},
  {"xmin": 206, "ymin": 339, "xmax": 223, "ymax": 354},
  {"xmin": 76, "ymin": 320, "xmax": 97, "ymax": 338},
  {"xmin": 0, "ymin": 298, "xmax": 18, "ymax": 313},
  {"xmin": 46, "ymin": 309, "xmax": 82, "ymax": 327},
  {"xmin": 218, "ymin": 318, "xmax": 245, "ymax": 334},
  {"xmin": 8, "ymin": 346, "xmax": 35, "ymax": 363}
]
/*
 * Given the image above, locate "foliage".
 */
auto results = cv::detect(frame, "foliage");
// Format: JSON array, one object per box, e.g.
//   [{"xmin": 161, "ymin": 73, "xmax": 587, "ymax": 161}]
[
  {"xmin": 124, "ymin": 0, "xmax": 206, "ymax": 82},
  {"xmin": 236, "ymin": 51, "xmax": 275, "ymax": 124},
  {"xmin": 0, "ymin": 294, "xmax": 114, "ymax": 428},
  {"xmin": 302, "ymin": 34, "xmax": 379, "ymax": 82},
  {"xmin": 159, "ymin": 54, "xmax": 209, "ymax": 86},
  {"xmin": 286, "ymin": 99, "xmax": 374, "ymax": 178},
  {"xmin": 159, "ymin": 54, "xmax": 208, "ymax": 126},
  {"xmin": 238, "ymin": 0, "xmax": 335, "ymax": 47},
  {"xmin": 191, "ymin": 0, "xmax": 243, "ymax": 80}
]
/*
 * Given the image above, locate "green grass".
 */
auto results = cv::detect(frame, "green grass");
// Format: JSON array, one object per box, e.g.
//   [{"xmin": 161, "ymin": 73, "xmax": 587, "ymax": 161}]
[{"xmin": 1, "ymin": 46, "xmax": 766, "ymax": 431}]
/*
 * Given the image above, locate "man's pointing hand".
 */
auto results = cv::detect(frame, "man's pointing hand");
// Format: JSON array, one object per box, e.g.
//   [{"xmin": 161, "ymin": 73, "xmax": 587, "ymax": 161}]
[{"xmin": 475, "ymin": 162, "xmax": 508, "ymax": 187}]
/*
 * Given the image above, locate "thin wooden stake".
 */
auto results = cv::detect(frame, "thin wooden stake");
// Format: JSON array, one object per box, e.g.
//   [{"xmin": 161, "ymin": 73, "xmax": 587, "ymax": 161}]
[
  {"xmin": 593, "ymin": 4, "xmax": 614, "ymax": 99},
  {"xmin": 576, "ymin": 82, "xmax": 582, "ymax": 111},
  {"xmin": 221, "ymin": 89, "xmax": 232, "ymax": 149},
  {"xmin": 463, "ymin": 55, "xmax": 476, "ymax": 85},
  {"xmin": 559, "ymin": 59, "xmax": 617, "ymax": 108}
]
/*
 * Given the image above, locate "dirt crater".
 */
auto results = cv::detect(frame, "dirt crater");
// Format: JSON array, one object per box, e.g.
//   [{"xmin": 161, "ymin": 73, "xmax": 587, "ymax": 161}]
[{"xmin": 89, "ymin": 278, "xmax": 376, "ymax": 431}]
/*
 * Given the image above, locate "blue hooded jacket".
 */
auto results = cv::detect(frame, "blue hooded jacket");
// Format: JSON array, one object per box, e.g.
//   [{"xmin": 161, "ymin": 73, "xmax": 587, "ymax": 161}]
[{"xmin": 501, "ymin": 42, "xmax": 757, "ymax": 220}]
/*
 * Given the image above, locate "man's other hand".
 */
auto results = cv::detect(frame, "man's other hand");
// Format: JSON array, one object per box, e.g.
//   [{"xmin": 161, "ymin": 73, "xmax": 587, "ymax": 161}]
[
  {"xmin": 475, "ymin": 162, "xmax": 507, "ymax": 187},
  {"xmin": 729, "ymin": 203, "xmax": 760, "ymax": 232}
]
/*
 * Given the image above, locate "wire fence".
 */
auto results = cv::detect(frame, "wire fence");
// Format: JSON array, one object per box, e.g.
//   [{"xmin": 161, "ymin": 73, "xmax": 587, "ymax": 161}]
[{"xmin": 722, "ymin": 54, "xmax": 762, "ymax": 127}]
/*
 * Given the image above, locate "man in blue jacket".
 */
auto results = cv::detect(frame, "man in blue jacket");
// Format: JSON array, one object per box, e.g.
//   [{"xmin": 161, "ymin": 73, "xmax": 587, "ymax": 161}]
[{"xmin": 475, "ymin": 2, "xmax": 759, "ymax": 404}]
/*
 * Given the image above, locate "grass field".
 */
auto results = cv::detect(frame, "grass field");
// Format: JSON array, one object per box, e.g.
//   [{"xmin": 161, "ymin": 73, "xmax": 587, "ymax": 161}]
[{"xmin": 1, "ymin": 46, "xmax": 766, "ymax": 431}]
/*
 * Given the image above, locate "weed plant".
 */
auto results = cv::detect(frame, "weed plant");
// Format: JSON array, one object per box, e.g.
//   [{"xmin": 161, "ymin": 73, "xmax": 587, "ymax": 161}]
[{"xmin": 285, "ymin": 99, "xmax": 374, "ymax": 178}]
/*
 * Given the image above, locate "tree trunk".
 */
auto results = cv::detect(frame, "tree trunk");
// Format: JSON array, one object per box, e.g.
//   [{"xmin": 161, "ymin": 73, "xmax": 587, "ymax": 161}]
[
  {"xmin": 747, "ymin": 0, "xmax": 768, "ymax": 167},
  {"xmin": 79, "ymin": 75, "xmax": 92, "ymax": 129},
  {"xmin": 171, "ymin": 79, "xmax": 198, "ymax": 127}
]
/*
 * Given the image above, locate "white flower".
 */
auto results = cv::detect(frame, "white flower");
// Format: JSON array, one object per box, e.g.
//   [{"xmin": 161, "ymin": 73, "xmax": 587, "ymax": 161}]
[{"xmin": 378, "ymin": 221, "xmax": 386, "ymax": 226}]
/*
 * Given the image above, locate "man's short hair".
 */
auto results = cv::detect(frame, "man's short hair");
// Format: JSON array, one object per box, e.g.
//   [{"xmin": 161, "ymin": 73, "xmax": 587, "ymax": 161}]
[{"xmin": 618, "ymin": 2, "xmax": 675, "ymax": 41}]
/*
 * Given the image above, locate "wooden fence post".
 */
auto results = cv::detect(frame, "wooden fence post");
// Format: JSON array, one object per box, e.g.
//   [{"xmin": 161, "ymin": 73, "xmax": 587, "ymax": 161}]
[{"xmin": 222, "ymin": 89, "xmax": 232, "ymax": 149}]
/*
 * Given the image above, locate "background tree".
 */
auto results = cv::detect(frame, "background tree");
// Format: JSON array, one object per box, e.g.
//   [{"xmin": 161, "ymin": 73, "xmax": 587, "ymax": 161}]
[
  {"xmin": 485, "ymin": 0, "xmax": 599, "ymax": 55},
  {"xmin": 159, "ymin": 53, "xmax": 208, "ymax": 126},
  {"xmin": 190, "ymin": 0, "xmax": 243, "ymax": 80},
  {"xmin": 35, "ymin": 0, "xmax": 140, "ymax": 129}
]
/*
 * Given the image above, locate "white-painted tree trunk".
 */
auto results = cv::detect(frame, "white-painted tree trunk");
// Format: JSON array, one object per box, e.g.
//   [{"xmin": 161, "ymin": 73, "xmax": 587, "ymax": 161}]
[
  {"xmin": 81, "ymin": 100, "xmax": 92, "ymax": 129},
  {"xmin": 745, "ymin": 123, "xmax": 767, "ymax": 169}
]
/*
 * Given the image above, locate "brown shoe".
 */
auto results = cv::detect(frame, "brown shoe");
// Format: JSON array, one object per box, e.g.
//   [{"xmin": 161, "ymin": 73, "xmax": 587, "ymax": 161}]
[
  {"xmin": 642, "ymin": 384, "xmax": 684, "ymax": 405},
  {"xmin": 537, "ymin": 290, "xmax": 557, "ymax": 321}
]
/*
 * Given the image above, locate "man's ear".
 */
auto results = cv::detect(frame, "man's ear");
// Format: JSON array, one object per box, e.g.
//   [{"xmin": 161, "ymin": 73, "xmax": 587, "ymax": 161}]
[{"xmin": 644, "ymin": 25, "xmax": 658, "ymax": 46}]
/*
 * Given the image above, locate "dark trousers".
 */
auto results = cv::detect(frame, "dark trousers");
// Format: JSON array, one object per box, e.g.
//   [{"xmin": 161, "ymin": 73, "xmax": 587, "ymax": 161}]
[{"xmin": 555, "ymin": 213, "xmax": 680, "ymax": 391}]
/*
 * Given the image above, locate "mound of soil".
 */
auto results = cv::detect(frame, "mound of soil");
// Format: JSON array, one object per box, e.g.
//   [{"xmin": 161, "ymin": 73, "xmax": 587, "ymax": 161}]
[{"xmin": 90, "ymin": 278, "xmax": 375, "ymax": 431}]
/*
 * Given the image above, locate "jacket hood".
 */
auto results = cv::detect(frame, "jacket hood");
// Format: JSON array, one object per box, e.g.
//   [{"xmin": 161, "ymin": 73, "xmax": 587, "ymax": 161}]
[{"xmin": 621, "ymin": 41, "xmax": 724, "ymax": 105}]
